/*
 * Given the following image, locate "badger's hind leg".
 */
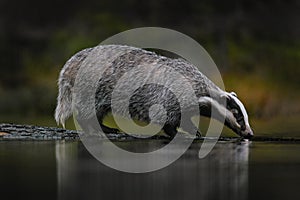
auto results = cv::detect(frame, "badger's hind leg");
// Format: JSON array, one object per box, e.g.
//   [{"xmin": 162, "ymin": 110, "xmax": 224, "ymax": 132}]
[
  {"xmin": 163, "ymin": 119, "xmax": 201, "ymax": 139},
  {"xmin": 96, "ymin": 107, "xmax": 120, "ymax": 134}
]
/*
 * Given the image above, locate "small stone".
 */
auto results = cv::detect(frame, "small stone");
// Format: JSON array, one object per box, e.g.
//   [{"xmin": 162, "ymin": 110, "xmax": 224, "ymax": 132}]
[{"xmin": 0, "ymin": 132, "xmax": 9, "ymax": 136}]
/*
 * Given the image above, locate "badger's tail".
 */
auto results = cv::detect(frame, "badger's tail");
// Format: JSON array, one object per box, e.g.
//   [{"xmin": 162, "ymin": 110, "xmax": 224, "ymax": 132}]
[
  {"xmin": 54, "ymin": 48, "xmax": 93, "ymax": 128},
  {"xmin": 55, "ymin": 75, "xmax": 73, "ymax": 128}
]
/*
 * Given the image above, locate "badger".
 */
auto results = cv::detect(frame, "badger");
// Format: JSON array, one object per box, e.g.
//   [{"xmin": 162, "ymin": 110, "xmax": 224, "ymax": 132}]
[{"xmin": 55, "ymin": 45, "xmax": 253, "ymax": 138}]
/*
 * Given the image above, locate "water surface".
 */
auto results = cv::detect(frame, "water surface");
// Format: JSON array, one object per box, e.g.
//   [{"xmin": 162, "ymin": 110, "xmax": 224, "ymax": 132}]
[{"xmin": 1, "ymin": 140, "xmax": 300, "ymax": 200}]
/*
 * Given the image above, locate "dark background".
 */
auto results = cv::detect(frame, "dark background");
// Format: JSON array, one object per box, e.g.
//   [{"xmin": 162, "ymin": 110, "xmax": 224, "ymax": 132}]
[{"xmin": 0, "ymin": 0, "xmax": 299, "ymax": 136}]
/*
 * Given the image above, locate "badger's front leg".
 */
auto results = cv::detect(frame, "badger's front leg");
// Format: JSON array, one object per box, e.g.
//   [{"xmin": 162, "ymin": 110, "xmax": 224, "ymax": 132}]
[
  {"xmin": 163, "ymin": 124, "xmax": 178, "ymax": 138},
  {"xmin": 164, "ymin": 116, "xmax": 202, "ymax": 138},
  {"xmin": 180, "ymin": 119, "xmax": 202, "ymax": 138}
]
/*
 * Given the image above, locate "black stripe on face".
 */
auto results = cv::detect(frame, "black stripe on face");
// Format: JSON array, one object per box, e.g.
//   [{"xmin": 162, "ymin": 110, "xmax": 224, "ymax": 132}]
[{"xmin": 226, "ymin": 97, "xmax": 246, "ymax": 130}]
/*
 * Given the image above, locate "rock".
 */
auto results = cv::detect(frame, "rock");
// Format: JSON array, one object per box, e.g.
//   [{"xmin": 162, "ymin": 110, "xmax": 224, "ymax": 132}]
[{"xmin": 0, "ymin": 131, "xmax": 9, "ymax": 136}]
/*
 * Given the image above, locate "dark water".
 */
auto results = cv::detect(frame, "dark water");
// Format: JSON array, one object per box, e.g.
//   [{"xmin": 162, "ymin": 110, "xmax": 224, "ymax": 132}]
[{"xmin": 1, "ymin": 140, "xmax": 300, "ymax": 200}]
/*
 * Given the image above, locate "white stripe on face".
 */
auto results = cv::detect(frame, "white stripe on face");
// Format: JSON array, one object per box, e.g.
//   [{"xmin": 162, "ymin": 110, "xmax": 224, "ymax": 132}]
[
  {"xmin": 199, "ymin": 96, "xmax": 240, "ymax": 129},
  {"xmin": 226, "ymin": 92, "xmax": 250, "ymax": 127}
]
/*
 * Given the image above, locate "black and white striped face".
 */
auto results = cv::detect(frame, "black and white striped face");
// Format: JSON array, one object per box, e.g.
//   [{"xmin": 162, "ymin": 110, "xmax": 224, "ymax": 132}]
[{"xmin": 225, "ymin": 92, "xmax": 253, "ymax": 138}]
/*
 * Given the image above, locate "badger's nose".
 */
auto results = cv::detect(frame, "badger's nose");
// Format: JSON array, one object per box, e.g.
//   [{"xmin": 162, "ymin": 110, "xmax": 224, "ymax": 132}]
[
  {"xmin": 243, "ymin": 126, "xmax": 254, "ymax": 139},
  {"xmin": 243, "ymin": 133, "xmax": 253, "ymax": 139},
  {"xmin": 243, "ymin": 127, "xmax": 254, "ymax": 139}
]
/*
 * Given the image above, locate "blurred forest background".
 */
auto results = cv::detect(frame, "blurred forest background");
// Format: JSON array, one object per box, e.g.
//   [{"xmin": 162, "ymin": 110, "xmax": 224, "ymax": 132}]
[{"xmin": 0, "ymin": 0, "xmax": 299, "ymax": 137}]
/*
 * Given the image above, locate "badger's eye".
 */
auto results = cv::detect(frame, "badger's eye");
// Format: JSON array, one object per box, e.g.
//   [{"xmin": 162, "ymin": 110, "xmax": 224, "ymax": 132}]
[
  {"xmin": 241, "ymin": 124, "xmax": 246, "ymax": 130},
  {"xmin": 231, "ymin": 109, "xmax": 238, "ymax": 115}
]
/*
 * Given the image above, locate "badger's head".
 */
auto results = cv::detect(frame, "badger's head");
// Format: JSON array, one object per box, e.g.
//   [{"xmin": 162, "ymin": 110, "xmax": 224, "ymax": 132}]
[
  {"xmin": 199, "ymin": 91, "xmax": 253, "ymax": 138},
  {"xmin": 222, "ymin": 92, "xmax": 253, "ymax": 138}
]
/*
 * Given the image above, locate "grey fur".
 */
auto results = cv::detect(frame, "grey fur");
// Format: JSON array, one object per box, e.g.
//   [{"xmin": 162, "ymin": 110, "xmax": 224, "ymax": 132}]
[
  {"xmin": 55, "ymin": 45, "xmax": 253, "ymax": 137},
  {"xmin": 54, "ymin": 47, "xmax": 93, "ymax": 128}
]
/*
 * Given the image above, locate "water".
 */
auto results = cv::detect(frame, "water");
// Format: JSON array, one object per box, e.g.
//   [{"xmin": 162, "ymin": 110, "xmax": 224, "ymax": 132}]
[{"xmin": 1, "ymin": 140, "xmax": 300, "ymax": 200}]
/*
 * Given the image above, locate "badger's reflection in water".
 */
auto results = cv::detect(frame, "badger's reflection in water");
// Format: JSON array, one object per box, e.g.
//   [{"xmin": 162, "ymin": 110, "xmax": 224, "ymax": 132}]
[{"xmin": 55, "ymin": 140, "xmax": 249, "ymax": 200}]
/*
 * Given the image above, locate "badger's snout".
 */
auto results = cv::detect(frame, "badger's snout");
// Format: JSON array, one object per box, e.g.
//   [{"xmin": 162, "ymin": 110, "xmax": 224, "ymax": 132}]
[
  {"xmin": 225, "ymin": 118, "xmax": 253, "ymax": 138},
  {"xmin": 240, "ymin": 125, "xmax": 254, "ymax": 139}
]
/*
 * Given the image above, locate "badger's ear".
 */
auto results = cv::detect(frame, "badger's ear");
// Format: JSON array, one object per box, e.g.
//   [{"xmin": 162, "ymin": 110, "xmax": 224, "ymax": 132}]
[
  {"xmin": 220, "ymin": 93, "xmax": 230, "ymax": 101},
  {"xmin": 230, "ymin": 92, "xmax": 237, "ymax": 97}
]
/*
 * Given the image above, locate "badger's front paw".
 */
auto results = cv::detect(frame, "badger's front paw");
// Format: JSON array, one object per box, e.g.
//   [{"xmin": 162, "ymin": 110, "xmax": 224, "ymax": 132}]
[{"xmin": 196, "ymin": 130, "xmax": 202, "ymax": 138}]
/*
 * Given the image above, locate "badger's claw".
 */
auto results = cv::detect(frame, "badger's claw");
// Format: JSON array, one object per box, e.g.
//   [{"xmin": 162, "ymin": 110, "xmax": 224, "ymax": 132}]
[{"xmin": 196, "ymin": 130, "xmax": 202, "ymax": 138}]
